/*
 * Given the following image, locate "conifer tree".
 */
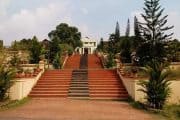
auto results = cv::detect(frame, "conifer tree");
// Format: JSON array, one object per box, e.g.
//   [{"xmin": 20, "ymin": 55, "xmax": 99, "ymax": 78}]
[
  {"xmin": 115, "ymin": 22, "xmax": 120, "ymax": 41},
  {"xmin": 133, "ymin": 16, "xmax": 143, "ymax": 49},
  {"xmin": 137, "ymin": 0, "xmax": 174, "ymax": 65},
  {"xmin": 125, "ymin": 19, "xmax": 130, "ymax": 37}
]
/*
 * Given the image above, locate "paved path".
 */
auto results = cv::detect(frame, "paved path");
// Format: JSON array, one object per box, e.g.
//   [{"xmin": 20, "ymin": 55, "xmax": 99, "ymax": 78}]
[{"xmin": 0, "ymin": 99, "xmax": 156, "ymax": 120}]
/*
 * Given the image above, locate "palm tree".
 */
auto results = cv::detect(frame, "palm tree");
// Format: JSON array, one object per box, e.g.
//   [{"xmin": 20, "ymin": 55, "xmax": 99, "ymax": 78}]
[
  {"xmin": 139, "ymin": 60, "xmax": 171, "ymax": 109},
  {"xmin": 0, "ymin": 65, "xmax": 15, "ymax": 101}
]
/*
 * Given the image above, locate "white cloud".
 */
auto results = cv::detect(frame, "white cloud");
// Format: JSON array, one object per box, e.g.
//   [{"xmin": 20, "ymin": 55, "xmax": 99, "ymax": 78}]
[
  {"xmin": 0, "ymin": 1, "xmax": 73, "ymax": 45},
  {"xmin": 168, "ymin": 12, "xmax": 180, "ymax": 39},
  {"xmin": 0, "ymin": 0, "xmax": 10, "ymax": 16},
  {"xmin": 81, "ymin": 8, "xmax": 89, "ymax": 15}
]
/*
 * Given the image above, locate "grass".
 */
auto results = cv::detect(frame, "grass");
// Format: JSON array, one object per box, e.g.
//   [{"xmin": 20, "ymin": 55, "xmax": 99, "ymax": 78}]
[
  {"xmin": 0, "ymin": 97, "xmax": 30, "ymax": 111},
  {"xmin": 129, "ymin": 99, "xmax": 180, "ymax": 120}
]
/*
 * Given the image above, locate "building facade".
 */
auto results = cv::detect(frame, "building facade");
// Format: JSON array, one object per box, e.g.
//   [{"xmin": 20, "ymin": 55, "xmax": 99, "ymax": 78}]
[{"xmin": 76, "ymin": 37, "xmax": 97, "ymax": 54}]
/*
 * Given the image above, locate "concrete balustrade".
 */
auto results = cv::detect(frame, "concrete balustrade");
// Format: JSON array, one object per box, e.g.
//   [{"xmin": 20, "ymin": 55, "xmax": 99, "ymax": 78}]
[
  {"xmin": 117, "ymin": 69, "xmax": 180, "ymax": 104},
  {"xmin": 9, "ymin": 70, "xmax": 44, "ymax": 100}
]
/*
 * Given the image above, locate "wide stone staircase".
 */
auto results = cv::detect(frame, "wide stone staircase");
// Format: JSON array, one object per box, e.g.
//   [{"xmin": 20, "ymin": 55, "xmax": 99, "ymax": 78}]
[
  {"xmin": 29, "ymin": 53, "xmax": 129, "ymax": 100},
  {"xmin": 29, "ymin": 70, "xmax": 72, "ymax": 98}
]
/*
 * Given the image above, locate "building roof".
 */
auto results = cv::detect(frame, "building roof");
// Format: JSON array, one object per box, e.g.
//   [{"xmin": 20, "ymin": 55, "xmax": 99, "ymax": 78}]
[{"xmin": 81, "ymin": 37, "xmax": 96, "ymax": 43}]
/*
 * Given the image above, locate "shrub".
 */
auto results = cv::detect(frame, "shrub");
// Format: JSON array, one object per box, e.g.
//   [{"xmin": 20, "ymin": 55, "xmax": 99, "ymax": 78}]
[
  {"xmin": 52, "ymin": 53, "xmax": 62, "ymax": 69},
  {"xmin": 105, "ymin": 53, "xmax": 116, "ymax": 68},
  {"xmin": 139, "ymin": 60, "xmax": 171, "ymax": 109},
  {"xmin": 0, "ymin": 65, "xmax": 15, "ymax": 101}
]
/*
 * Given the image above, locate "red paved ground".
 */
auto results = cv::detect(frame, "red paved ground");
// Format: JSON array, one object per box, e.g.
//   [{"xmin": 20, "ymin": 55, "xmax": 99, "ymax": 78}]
[{"xmin": 0, "ymin": 99, "xmax": 156, "ymax": 120}]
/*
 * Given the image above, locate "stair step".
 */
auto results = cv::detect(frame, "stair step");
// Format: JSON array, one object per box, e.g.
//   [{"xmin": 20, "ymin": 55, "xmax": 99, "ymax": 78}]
[
  {"xmin": 30, "ymin": 91, "xmax": 68, "ymax": 94},
  {"xmin": 69, "ymin": 90, "xmax": 89, "ymax": 93},
  {"xmin": 29, "ymin": 94, "xmax": 67, "ymax": 98},
  {"xmin": 69, "ymin": 93, "xmax": 89, "ymax": 96}
]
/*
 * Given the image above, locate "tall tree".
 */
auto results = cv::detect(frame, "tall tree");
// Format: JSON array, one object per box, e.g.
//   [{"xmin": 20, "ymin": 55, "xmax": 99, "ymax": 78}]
[
  {"xmin": 115, "ymin": 22, "xmax": 120, "ymax": 41},
  {"xmin": 133, "ymin": 16, "xmax": 143, "ymax": 50},
  {"xmin": 48, "ymin": 23, "xmax": 82, "ymax": 60},
  {"xmin": 125, "ymin": 19, "xmax": 130, "ymax": 37},
  {"xmin": 137, "ymin": 0, "xmax": 174, "ymax": 65},
  {"xmin": 29, "ymin": 36, "xmax": 42, "ymax": 64},
  {"xmin": 0, "ymin": 40, "xmax": 3, "ymax": 50}
]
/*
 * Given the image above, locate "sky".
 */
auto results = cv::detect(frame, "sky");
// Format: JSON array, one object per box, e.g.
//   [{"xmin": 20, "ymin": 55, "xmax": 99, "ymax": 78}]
[{"xmin": 0, "ymin": 0, "xmax": 180, "ymax": 45}]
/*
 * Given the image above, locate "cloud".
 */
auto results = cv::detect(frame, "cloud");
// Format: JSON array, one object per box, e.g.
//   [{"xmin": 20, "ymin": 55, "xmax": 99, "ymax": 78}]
[
  {"xmin": 81, "ymin": 8, "xmax": 89, "ymax": 15},
  {"xmin": 0, "ymin": 0, "xmax": 10, "ymax": 16},
  {"xmin": 0, "ymin": 1, "xmax": 73, "ymax": 45},
  {"xmin": 168, "ymin": 12, "xmax": 180, "ymax": 39}
]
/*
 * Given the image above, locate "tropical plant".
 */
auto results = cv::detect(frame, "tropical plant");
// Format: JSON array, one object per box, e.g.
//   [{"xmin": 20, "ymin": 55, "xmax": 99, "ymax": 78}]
[
  {"xmin": 0, "ymin": 65, "xmax": 15, "ymax": 101},
  {"xmin": 105, "ymin": 53, "xmax": 116, "ymax": 68},
  {"xmin": 52, "ymin": 53, "xmax": 62, "ymax": 69},
  {"xmin": 139, "ymin": 60, "xmax": 171, "ymax": 109}
]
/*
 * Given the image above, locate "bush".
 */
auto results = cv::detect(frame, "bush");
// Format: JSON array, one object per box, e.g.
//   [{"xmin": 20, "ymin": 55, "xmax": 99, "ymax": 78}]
[
  {"xmin": 0, "ymin": 65, "xmax": 15, "ymax": 101},
  {"xmin": 138, "ymin": 60, "xmax": 171, "ymax": 109},
  {"xmin": 52, "ymin": 53, "xmax": 62, "ymax": 69},
  {"xmin": 105, "ymin": 53, "xmax": 116, "ymax": 68}
]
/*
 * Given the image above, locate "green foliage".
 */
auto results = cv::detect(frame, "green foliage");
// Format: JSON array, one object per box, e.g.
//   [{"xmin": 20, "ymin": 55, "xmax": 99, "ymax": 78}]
[
  {"xmin": 133, "ymin": 16, "xmax": 144, "ymax": 50},
  {"xmin": 167, "ymin": 39, "xmax": 180, "ymax": 62},
  {"xmin": 137, "ymin": 0, "xmax": 174, "ymax": 65},
  {"xmin": 59, "ymin": 44, "xmax": 73, "ymax": 56},
  {"xmin": 11, "ymin": 39, "xmax": 32, "ymax": 51},
  {"xmin": 0, "ymin": 40, "xmax": 3, "ymax": 50},
  {"xmin": 160, "ymin": 104, "xmax": 180, "ymax": 120},
  {"xmin": 48, "ymin": 23, "xmax": 82, "ymax": 60},
  {"xmin": 97, "ymin": 38, "xmax": 104, "ymax": 52},
  {"xmin": 0, "ymin": 65, "xmax": 15, "ymax": 101},
  {"xmin": 29, "ymin": 36, "xmax": 43, "ymax": 64},
  {"xmin": 0, "ymin": 97, "xmax": 30, "ymax": 110},
  {"xmin": 138, "ymin": 60, "xmax": 171, "ymax": 109},
  {"xmin": 9, "ymin": 54, "xmax": 21, "ymax": 69},
  {"xmin": 105, "ymin": 53, "xmax": 116, "ymax": 68},
  {"xmin": 120, "ymin": 37, "xmax": 132, "ymax": 63},
  {"xmin": 52, "ymin": 53, "xmax": 62, "ymax": 69},
  {"xmin": 125, "ymin": 19, "xmax": 130, "ymax": 37}
]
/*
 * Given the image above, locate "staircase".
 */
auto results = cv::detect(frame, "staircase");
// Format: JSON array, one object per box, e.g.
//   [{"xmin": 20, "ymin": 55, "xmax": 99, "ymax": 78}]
[
  {"xmin": 29, "ymin": 53, "xmax": 128, "ymax": 100},
  {"xmin": 88, "ymin": 54, "xmax": 103, "ymax": 69},
  {"xmin": 88, "ymin": 69, "xmax": 128, "ymax": 100},
  {"xmin": 68, "ymin": 70, "xmax": 89, "ymax": 99},
  {"xmin": 64, "ymin": 54, "xmax": 81, "ymax": 69},
  {"xmin": 29, "ymin": 70, "xmax": 72, "ymax": 98}
]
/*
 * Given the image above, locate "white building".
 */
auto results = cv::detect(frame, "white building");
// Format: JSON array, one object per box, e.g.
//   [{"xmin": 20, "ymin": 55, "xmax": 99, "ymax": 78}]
[{"xmin": 76, "ymin": 37, "xmax": 97, "ymax": 54}]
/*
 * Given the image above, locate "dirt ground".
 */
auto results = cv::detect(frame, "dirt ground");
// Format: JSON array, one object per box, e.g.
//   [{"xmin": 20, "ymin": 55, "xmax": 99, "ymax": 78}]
[{"xmin": 0, "ymin": 99, "xmax": 158, "ymax": 120}]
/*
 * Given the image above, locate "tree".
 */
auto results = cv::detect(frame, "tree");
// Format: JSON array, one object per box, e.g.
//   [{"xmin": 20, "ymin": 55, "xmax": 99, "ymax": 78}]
[
  {"xmin": 120, "ymin": 37, "xmax": 132, "ymax": 63},
  {"xmin": 167, "ymin": 39, "xmax": 180, "ymax": 62},
  {"xmin": 139, "ymin": 60, "xmax": 171, "ymax": 109},
  {"xmin": 137, "ymin": 0, "xmax": 174, "ymax": 65},
  {"xmin": 125, "ymin": 19, "xmax": 130, "ymax": 37},
  {"xmin": 133, "ymin": 16, "xmax": 143, "ymax": 50},
  {"xmin": 29, "ymin": 36, "xmax": 42, "ymax": 64},
  {"xmin": 52, "ymin": 53, "xmax": 62, "ymax": 69},
  {"xmin": 0, "ymin": 65, "xmax": 15, "ymax": 101},
  {"xmin": 0, "ymin": 40, "xmax": 3, "ymax": 50},
  {"xmin": 97, "ymin": 38, "xmax": 104, "ymax": 52},
  {"xmin": 114, "ymin": 22, "xmax": 121, "ymax": 53},
  {"xmin": 108, "ymin": 33, "xmax": 116, "ymax": 54},
  {"xmin": 115, "ymin": 22, "xmax": 120, "ymax": 42},
  {"xmin": 48, "ymin": 23, "xmax": 82, "ymax": 60}
]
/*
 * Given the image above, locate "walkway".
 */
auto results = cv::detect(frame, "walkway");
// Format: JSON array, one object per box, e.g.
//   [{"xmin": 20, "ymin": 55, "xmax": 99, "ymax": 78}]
[{"xmin": 0, "ymin": 99, "xmax": 155, "ymax": 120}]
